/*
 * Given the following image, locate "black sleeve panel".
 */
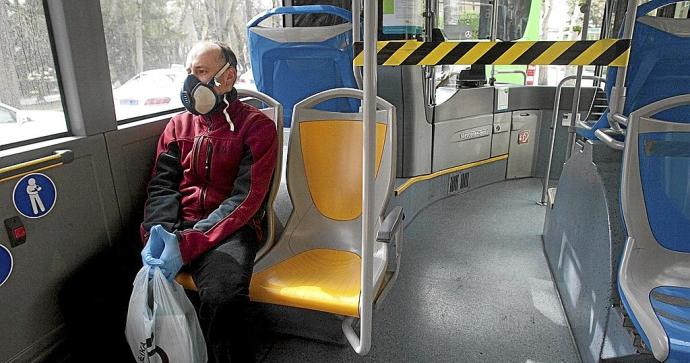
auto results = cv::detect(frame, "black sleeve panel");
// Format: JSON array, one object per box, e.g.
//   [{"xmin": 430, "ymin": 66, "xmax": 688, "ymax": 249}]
[{"xmin": 142, "ymin": 141, "xmax": 183, "ymax": 234}]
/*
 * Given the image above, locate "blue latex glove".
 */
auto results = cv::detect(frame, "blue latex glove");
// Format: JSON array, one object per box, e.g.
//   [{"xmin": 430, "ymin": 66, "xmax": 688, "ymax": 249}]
[
  {"xmin": 141, "ymin": 227, "xmax": 164, "ymax": 270},
  {"xmin": 141, "ymin": 225, "xmax": 183, "ymax": 281}
]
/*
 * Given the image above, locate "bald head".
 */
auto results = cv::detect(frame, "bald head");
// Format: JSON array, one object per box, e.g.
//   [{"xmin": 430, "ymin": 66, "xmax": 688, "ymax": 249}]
[
  {"xmin": 186, "ymin": 42, "xmax": 226, "ymax": 69},
  {"xmin": 185, "ymin": 41, "xmax": 237, "ymax": 94}
]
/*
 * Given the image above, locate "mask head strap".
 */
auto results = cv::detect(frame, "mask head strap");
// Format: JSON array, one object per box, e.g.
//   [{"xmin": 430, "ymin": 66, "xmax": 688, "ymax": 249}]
[
  {"xmin": 211, "ymin": 41, "xmax": 235, "ymax": 87},
  {"xmin": 211, "ymin": 62, "xmax": 231, "ymax": 87}
]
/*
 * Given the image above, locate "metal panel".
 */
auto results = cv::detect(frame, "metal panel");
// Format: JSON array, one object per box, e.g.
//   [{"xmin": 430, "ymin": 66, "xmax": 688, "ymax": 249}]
[
  {"xmin": 47, "ymin": 0, "xmax": 117, "ymax": 136},
  {"xmin": 0, "ymin": 135, "xmax": 120, "ymax": 361},
  {"xmin": 500, "ymin": 86, "xmax": 597, "ymax": 112},
  {"xmin": 434, "ymin": 87, "xmax": 495, "ymax": 121},
  {"xmin": 507, "ymin": 110, "xmax": 541, "ymax": 178},
  {"xmin": 432, "ymin": 114, "xmax": 494, "ymax": 172},
  {"xmin": 492, "ymin": 112, "xmax": 511, "ymax": 157},
  {"xmin": 377, "ymin": 66, "xmax": 432, "ymax": 177},
  {"xmin": 542, "ymin": 141, "xmax": 632, "ymax": 362}
]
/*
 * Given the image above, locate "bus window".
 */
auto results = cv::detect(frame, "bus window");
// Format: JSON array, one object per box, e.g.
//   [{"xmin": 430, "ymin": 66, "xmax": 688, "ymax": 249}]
[
  {"xmin": 440, "ymin": 0, "xmax": 494, "ymax": 40},
  {"xmin": 440, "ymin": 0, "xmax": 532, "ymax": 41},
  {"xmin": 536, "ymin": 0, "xmax": 606, "ymax": 86},
  {"xmin": 100, "ymin": 0, "xmax": 281, "ymax": 123},
  {"xmin": 0, "ymin": 1, "xmax": 68, "ymax": 148},
  {"xmin": 649, "ymin": 0, "xmax": 690, "ymax": 17}
]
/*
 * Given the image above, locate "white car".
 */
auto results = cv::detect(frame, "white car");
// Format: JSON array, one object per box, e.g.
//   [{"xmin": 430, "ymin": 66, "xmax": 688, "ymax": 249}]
[
  {"xmin": 112, "ymin": 68, "xmax": 187, "ymax": 120},
  {"xmin": 0, "ymin": 102, "xmax": 67, "ymax": 147}
]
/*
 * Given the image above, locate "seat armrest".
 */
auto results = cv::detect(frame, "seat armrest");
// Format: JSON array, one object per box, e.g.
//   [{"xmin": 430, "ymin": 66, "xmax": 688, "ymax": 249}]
[{"xmin": 376, "ymin": 206, "xmax": 404, "ymax": 243}]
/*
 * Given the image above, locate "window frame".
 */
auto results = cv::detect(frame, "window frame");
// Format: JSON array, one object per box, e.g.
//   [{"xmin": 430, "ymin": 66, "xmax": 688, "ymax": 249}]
[{"xmin": 0, "ymin": 0, "xmax": 72, "ymax": 151}]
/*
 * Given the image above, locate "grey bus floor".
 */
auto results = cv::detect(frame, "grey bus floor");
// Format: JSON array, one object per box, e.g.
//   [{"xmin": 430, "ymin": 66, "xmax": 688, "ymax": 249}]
[{"xmin": 256, "ymin": 178, "xmax": 579, "ymax": 362}]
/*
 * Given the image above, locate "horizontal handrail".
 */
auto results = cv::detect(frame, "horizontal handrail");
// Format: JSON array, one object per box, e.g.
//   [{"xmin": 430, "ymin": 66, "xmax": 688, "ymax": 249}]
[
  {"xmin": 611, "ymin": 113, "xmax": 628, "ymax": 126},
  {"xmin": 595, "ymin": 128, "xmax": 625, "ymax": 150},
  {"xmin": 0, "ymin": 150, "xmax": 74, "ymax": 184},
  {"xmin": 540, "ymin": 75, "xmax": 606, "ymax": 205}
]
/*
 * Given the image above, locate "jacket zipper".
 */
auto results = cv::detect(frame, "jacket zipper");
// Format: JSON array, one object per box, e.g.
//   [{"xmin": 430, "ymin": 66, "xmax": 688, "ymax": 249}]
[
  {"xmin": 205, "ymin": 141, "xmax": 213, "ymax": 180},
  {"xmin": 201, "ymin": 140, "xmax": 213, "ymax": 215}
]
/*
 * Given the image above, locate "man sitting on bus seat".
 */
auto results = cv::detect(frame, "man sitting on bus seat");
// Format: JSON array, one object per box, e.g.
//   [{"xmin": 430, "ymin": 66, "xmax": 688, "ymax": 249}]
[{"xmin": 139, "ymin": 41, "xmax": 277, "ymax": 362}]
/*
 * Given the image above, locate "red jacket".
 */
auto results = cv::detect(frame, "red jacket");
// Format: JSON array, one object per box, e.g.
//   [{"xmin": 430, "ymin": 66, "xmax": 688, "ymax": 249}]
[{"xmin": 141, "ymin": 89, "xmax": 277, "ymax": 264}]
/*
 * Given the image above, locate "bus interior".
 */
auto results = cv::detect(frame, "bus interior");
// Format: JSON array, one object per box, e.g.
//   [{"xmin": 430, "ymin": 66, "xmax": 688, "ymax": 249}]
[{"xmin": 1, "ymin": 0, "xmax": 689, "ymax": 362}]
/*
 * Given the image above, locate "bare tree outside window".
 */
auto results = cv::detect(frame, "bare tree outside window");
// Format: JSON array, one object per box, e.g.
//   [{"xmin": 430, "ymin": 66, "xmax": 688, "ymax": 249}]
[
  {"xmin": 101, "ymin": 0, "xmax": 282, "ymax": 121},
  {"xmin": 0, "ymin": 0, "xmax": 68, "ymax": 148}
]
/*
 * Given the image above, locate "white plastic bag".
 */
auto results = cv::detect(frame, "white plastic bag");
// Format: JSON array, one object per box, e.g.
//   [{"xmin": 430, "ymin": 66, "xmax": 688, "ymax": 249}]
[{"xmin": 125, "ymin": 266, "xmax": 208, "ymax": 363}]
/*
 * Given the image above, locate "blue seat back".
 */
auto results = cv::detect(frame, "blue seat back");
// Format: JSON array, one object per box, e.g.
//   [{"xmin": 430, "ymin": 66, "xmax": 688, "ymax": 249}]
[
  {"xmin": 616, "ymin": 94, "xmax": 690, "ymax": 362},
  {"xmin": 578, "ymin": 0, "xmax": 690, "ymax": 139},
  {"xmin": 638, "ymin": 131, "xmax": 690, "ymax": 252},
  {"xmin": 247, "ymin": 5, "xmax": 359, "ymax": 127}
]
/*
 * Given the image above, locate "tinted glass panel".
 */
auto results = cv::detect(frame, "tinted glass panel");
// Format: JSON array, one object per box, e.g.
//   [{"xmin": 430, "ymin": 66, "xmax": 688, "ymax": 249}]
[
  {"xmin": 100, "ymin": 0, "xmax": 281, "ymax": 121},
  {"xmin": 0, "ymin": 1, "xmax": 68, "ymax": 147}
]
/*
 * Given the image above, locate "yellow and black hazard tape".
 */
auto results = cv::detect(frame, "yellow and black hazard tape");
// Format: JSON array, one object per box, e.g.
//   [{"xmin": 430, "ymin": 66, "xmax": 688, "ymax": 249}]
[{"xmin": 353, "ymin": 39, "xmax": 630, "ymax": 67}]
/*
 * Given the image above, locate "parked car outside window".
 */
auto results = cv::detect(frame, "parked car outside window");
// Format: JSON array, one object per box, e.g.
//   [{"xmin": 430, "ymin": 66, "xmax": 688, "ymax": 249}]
[{"xmin": 112, "ymin": 67, "xmax": 187, "ymax": 120}]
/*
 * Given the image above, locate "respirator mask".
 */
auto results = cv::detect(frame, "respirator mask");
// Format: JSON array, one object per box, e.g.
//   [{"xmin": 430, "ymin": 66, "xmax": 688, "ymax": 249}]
[{"xmin": 180, "ymin": 62, "xmax": 231, "ymax": 115}]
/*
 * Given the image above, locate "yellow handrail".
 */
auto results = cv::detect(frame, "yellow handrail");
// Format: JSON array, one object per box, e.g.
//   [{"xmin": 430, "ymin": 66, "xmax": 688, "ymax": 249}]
[
  {"xmin": 395, "ymin": 154, "xmax": 508, "ymax": 195},
  {"xmin": 0, "ymin": 150, "xmax": 73, "ymax": 184}
]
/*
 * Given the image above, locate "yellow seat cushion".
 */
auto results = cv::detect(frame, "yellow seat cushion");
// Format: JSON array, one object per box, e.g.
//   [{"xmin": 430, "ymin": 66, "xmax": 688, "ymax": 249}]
[
  {"xmin": 249, "ymin": 249, "xmax": 362, "ymax": 317},
  {"xmin": 176, "ymin": 249, "xmax": 362, "ymax": 317}
]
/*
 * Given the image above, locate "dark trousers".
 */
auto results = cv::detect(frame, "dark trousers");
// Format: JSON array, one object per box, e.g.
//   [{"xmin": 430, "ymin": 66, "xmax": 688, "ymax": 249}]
[{"xmin": 184, "ymin": 225, "xmax": 258, "ymax": 363}]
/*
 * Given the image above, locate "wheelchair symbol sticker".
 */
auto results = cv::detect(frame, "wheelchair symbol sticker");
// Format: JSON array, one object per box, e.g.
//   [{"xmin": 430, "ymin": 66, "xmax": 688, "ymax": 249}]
[
  {"xmin": 518, "ymin": 130, "xmax": 530, "ymax": 145},
  {"xmin": 13, "ymin": 173, "xmax": 57, "ymax": 219},
  {"xmin": 0, "ymin": 244, "xmax": 12, "ymax": 287}
]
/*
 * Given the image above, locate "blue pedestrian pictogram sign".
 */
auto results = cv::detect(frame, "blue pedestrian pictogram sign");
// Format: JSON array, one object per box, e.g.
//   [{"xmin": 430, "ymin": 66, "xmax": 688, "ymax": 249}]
[
  {"xmin": 0, "ymin": 245, "xmax": 12, "ymax": 287},
  {"xmin": 13, "ymin": 173, "xmax": 57, "ymax": 219}
]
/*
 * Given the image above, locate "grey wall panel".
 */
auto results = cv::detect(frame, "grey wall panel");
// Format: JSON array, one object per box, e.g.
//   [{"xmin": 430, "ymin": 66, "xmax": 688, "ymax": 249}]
[
  {"xmin": 542, "ymin": 141, "xmax": 631, "ymax": 362},
  {"xmin": 378, "ymin": 66, "xmax": 433, "ymax": 177},
  {"xmin": 507, "ymin": 110, "xmax": 541, "ymax": 179},
  {"xmin": 105, "ymin": 119, "xmax": 169, "ymax": 230},
  {"xmin": 390, "ymin": 160, "xmax": 507, "ymax": 225},
  {"xmin": 491, "ymin": 112, "xmax": 511, "ymax": 157},
  {"xmin": 435, "ymin": 87, "xmax": 495, "ymax": 122},
  {"xmin": 498, "ymin": 86, "xmax": 599, "ymax": 180},
  {"xmin": 432, "ymin": 114, "xmax": 493, "ymax": 172},
  {"xmin": 535, "ymin": 109, "xmax": 573, "ymax": 179},
  {"xmin": 0, "ymin": 135, "xmax": 120, "ymax": 361},
  {"xmin": 502, "ymin": 86, "xmax": 597, "ymax": 112}
]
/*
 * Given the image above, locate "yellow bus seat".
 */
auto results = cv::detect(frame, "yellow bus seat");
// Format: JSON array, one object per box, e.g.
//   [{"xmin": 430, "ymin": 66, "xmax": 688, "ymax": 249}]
[
  {"xmin": 249, "ymin": 249, "xmax": 361, "ymax": 317},
  {"xmin": 246, "ymin": 88, "xmax": 401, "ymax": 317}
]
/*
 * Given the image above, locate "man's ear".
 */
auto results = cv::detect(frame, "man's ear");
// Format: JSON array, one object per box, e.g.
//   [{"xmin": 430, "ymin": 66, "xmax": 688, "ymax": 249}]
[{"xmin": 225, "ymin": 67, "xmax": 237, "ymax": 88}]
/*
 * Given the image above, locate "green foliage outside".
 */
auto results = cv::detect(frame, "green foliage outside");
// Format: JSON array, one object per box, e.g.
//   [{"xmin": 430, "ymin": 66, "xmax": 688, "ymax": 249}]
[{"xmin": 458, "ymin": 12, "xmax": 480, "ymax": 35}]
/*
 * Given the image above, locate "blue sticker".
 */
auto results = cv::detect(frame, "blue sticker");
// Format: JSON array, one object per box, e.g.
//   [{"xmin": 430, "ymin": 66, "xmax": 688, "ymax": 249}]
[
  {"xmin": 0, "ymin": 245, "xmax": 12, "ymax": 287},
  {"xmin": 13, "ymin": 173, "xmax": 57, "ymax": 219}
]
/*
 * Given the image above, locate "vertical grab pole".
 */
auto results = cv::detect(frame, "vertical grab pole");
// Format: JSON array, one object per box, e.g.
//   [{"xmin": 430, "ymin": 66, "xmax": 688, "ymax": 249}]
[
  {"xmin": 565, "ymin": 0, "xmax": 592, "ymax": 159},
  {"xmin": 352, "ymin": 0, "xmax": 363, "ymax": 89},
  {"xmin": 489, "ymin": 0, "xmax": 499, "ymax": 85},
  {"xmin": 539, "ymin": 78, "xmax": 568, "ymax": 205},
  {"xmin": 360, "ymin": 0, "xmax": 376, "ymax": 353},
  {"xmin": 423, "ymin": 0, "xmax": 436, "ymax": 106},
  {"xmin": 608, "ymin": 0, "xmax": 637, "ymax": 130},
  {"xmin": 343, "ymin": 0, "xmax": 375, "ymax": 355}
]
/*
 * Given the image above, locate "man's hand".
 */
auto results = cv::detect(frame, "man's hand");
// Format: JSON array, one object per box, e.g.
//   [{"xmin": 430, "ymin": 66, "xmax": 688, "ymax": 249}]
[{"xmin": 141, "ymin": 224, "xmax": 183, "ymax": 281}]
